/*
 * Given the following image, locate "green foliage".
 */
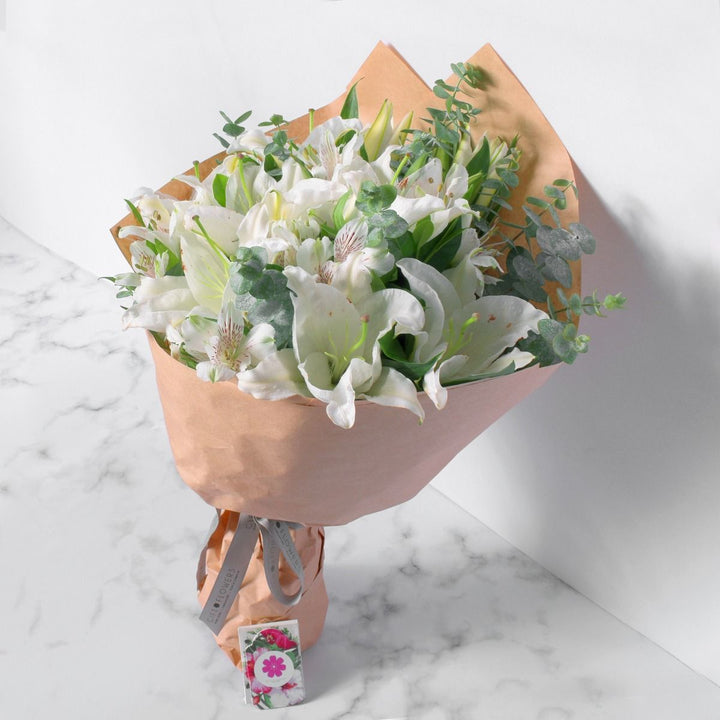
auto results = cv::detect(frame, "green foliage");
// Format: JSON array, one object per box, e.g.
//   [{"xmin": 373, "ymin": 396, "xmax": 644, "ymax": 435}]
[
  {"xmin": 213, "ymin": 110, "xmax": 252, "ymax": 148},
  {"xmin": 355, "ymin": 182, "xmax": 396, "ymax": 214},
  {"xmin": 379, "ymin": 332, "xmax": 441, "ymax": 382},
  {"xmin": 258, "ymin": 113, "xmax": 290, "ymax": 128},
  {"xmin": 417, "ymin": 217, "xmax": 463, "ymax": 273},
  {"xmin": 229, "ymin": 247, "xmax": 294, "ymax": 349},
  {"xmin": 554, "ymin": 289, "xmax": 627, "ymax": 319},
  {"xmin": 518, "ymin": 318, "xmax": 590, "ymax": 366},
  {"xmin": 124, "ymin": 199, "xmax": 145, "ymax": 227},
  {"xmin": 212, "ymin": 174, "xmax": 228, "ymax": 207},
  {"xmin": 340, "ymin": 82, "xmax": 360, "ymax": 120}
]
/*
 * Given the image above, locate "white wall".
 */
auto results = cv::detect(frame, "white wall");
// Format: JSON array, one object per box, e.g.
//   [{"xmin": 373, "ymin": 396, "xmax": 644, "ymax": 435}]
[{"xmin": 2, "ymin": 0, "xmax": 719, "ymax": 685}]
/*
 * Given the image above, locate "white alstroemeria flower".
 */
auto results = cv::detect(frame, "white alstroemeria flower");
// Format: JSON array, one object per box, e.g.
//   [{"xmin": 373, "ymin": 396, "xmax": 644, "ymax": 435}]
[
  {"xmin": 296, "ymin": 236, "xmax": 333, "ymax": 277},
  {"xmin": 301, "ymin": 117, "xmax": 364, "ymax": 180},
  {"xmin": 128, "ymin": 239, "xmax": 169, "ymax": 278},
  {"xmin": 392, "ymin": 160, "xmax": 474, "ymax": 241},
  {"xmin": 165, "ymin": 309, "xmax": 216, "ymax": 362},
  {"xmin": 227, "ymin": 127, "xmax": 272, "ymax": 156},
  {"xmin": 319, "ymin": 218, "xmax": 395, "ymax": 302},
  {"xmin": 196, "ymin": 301, "xmax": 276, "ymax": 383},
  {"xmin": 398, "ymin": 258, "xmax": 546, "ymax": 409},
  {"xmin": 132, "ymin": 192, "xmax": 176, "ymax": 234},
  {"xmin": 284, "ymin": 266, "xmax": 426, "ymax": 428},
  {"xmin": 179, "ymin": 229, "xmax": 230, "ymax": 315},
  {"xmin": 122, "ymin": 276, "xmax": 197, "ymax": 332},
  {"xmin": 176, "ymin": 153, "xmax": 272, "ymax": 213}
]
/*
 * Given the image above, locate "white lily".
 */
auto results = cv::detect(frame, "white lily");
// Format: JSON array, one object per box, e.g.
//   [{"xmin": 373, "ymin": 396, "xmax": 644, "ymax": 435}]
[
  {"xmin": 179, "ymin": 204, "xmax": 243, "ymax": 256},
  {"xmin": 179, "ymin": 227, "xmax": 230, "ymax": 315},
  {"xmin": 236, "ymin": 348, "xmax": 309, "ymax": 400},
  {"xmin": 398, "ymin": 258, "xmax": 546, "ymax": 409},
  {"xmin": 284, "ymin": 266, "xmax": 425, "ymax": 428}
]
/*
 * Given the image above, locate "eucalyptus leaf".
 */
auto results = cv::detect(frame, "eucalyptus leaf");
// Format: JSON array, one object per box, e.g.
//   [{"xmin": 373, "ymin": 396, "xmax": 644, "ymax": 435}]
[
  {"xmin": 568, "ymin": 222, "xmax": 596, "ymax": 254},
  {"xmin": 539, "ymin": 252, "xmax": 573, "ymax": 287},
  {"xmin": 356, "ymin": 182, "xmax": 397, "ymax": 214}
]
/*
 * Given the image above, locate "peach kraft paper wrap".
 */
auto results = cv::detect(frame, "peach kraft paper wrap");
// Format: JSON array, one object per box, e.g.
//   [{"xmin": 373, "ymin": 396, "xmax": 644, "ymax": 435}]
[{"xmin": 112, "ymin": 43, "xmax": 580, "ymax": 667}]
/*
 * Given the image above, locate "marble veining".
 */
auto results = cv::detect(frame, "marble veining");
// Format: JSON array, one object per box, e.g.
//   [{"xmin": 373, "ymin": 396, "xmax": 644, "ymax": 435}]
[{"xmin": 2, "ymin": 216, "xmax": 720, "ymax": 719}]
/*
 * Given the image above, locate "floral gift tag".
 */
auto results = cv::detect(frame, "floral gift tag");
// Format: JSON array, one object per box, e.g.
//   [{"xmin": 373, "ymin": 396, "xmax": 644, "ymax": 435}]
[{"xmin": 239, "ymin": 620, "xmax": 305, "ymax": 709}]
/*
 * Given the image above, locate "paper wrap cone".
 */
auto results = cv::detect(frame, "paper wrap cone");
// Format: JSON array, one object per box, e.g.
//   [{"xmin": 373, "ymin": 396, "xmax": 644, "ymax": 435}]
[
  {"xmin": 149, "ymin": 334, "xmax": 558, "ymax": 526},
  {"xmin": 112, "ymin": 43, "xmax": 580, "ymax": 664}
]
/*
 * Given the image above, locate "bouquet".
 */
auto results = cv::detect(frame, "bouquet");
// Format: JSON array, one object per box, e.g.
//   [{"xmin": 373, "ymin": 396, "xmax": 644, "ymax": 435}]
[{"xmin": 109, "ymin": 43, "xmax": 623, "ymax": 673}]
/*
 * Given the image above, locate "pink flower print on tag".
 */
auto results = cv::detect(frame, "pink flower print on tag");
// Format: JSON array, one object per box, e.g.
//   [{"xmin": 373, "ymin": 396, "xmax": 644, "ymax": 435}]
[
  {"xmin": 260, "ymin": 627, "xmax": 297, "ymax": 650},
  {"xmin": 262, "ymin": 653, "xmax": 287, "ymax": 679}
]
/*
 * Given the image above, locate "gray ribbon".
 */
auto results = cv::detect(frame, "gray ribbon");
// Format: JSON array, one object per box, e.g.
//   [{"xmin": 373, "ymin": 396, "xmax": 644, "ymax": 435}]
[{"xmin": 199, "ymin": 513, "xmax": 305, "ymax": 635}]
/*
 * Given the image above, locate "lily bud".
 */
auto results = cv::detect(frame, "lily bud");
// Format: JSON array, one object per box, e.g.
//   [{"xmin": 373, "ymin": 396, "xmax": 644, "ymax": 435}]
[
  {"xmin": 454, "ymin": 129, "xmax": 473, "ymax": 166},
  {"xmin": 389, "ymin": 111, "xmax": 414, "ymax": 147},
  {"xmin": 363, "ymin": 99, "xmax": 394, "ymax": 161}
]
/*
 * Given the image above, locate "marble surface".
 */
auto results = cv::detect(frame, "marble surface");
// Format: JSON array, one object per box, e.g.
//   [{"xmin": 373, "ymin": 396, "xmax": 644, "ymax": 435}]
[{"xmin": 2, "ymin": 216, "xmax": 720, "ymax": 719}]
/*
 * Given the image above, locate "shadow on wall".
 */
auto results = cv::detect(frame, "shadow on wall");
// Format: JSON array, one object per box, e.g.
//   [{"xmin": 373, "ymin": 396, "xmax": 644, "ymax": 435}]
[{"xmin": 502, "ymin": 161, "xmax": 720, "ymax": 607}]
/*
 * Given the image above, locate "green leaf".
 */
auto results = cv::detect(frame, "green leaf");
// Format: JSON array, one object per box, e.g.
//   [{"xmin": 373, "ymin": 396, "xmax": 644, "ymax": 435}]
[
  {"xmin": 379, "ymin": 333, "xmax": 440, "ymax": 381},
  {"xmin": 509, "ymin": 251, "xmax": 544, "ymax": 284},
  {"xmin": 263, "ymin": 153, "xmax": 282, "ymax": 180},
  {"xmin": 231, "ymin": 264, "xmax": 294, "ymax": 349},
  {"xmin": 213, "ymin": 132, "xmax": 230, "ymax": 149},
  {"xmin": 386, "ymin": 231, "xmax": 416, "ymax": 261},
  {"xmin": 417, "ymin": 217, "xmax": 463, "ymax": 272},
  {"xmin": 568, "ymin": 293, "xmax": 583, "ymax": 316},
  {"xmin": 444, "ymin": 360, "xmax": 518, "ymax": 386},
  {"xmin": 466, "ymin": 137, "xmax": 491, "ymax": 177},
  {"xmin": 332, "ymin": 190, "xmax": 353, "ymax": 230},
  {"xmin": 538, "ymin": 252, "xmax": 573, "ymax": 287},
  {"xmin": 523, "ymin": 205, "xmax": 544, "ymax": 229},
  {"xmin": 368, "ymin": 209, "xmax": 408, "ymax": 239},
  {"xmin": 536, "ymin": 226, "xmax": 582, "ymax": 261},
  {"xmin": 412, "ymin": 216, "xmax": 434, "ymax": 250},
  {"xmin": 356, "ymin": 182, "xmax": 397, "ymax": 215},
  {"xmin": 340, "ymin": 82, "xmax": 360, "ymax": 119},
  {"xmin": 498, "ymin": 169, "xmax": 519, "ymax": 188},
  {"xmin": 212, "ymin": 174, "xmax": 228, "ymax": 207},
  {"xmin": 124, "ymin": 199, "xmax": 145, "ymax": 227},
  {"xmin": 526, "ymin": 196, "xmax": 550, "ymax": 209},
  {"xmin": 568, "ymin": 223, "xmax": 596, "ymax": 254},
  {"xmin": 603, "ymin": 292, "xmax": 627, "ymax": 311},
  {"xmin": 334, "ymin": 128, "xmax": 357, "ymax": 151},
  {"xmin": 543, "ymin": 185, "xmax": 566, "ymax": 201}
]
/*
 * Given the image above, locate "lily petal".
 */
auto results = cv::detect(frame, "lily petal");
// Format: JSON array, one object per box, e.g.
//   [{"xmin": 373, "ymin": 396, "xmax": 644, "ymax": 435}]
[
  {"xmin": 180, "ymin": 231, "xmax": 230, "ymax": 315},
  {"xmin": 361, "ymin": 367, "xmax": 425, "ymax": 424},
  {"xmin": 236, "ymin": 348, "xmax": 309, "ymax": 400}
]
